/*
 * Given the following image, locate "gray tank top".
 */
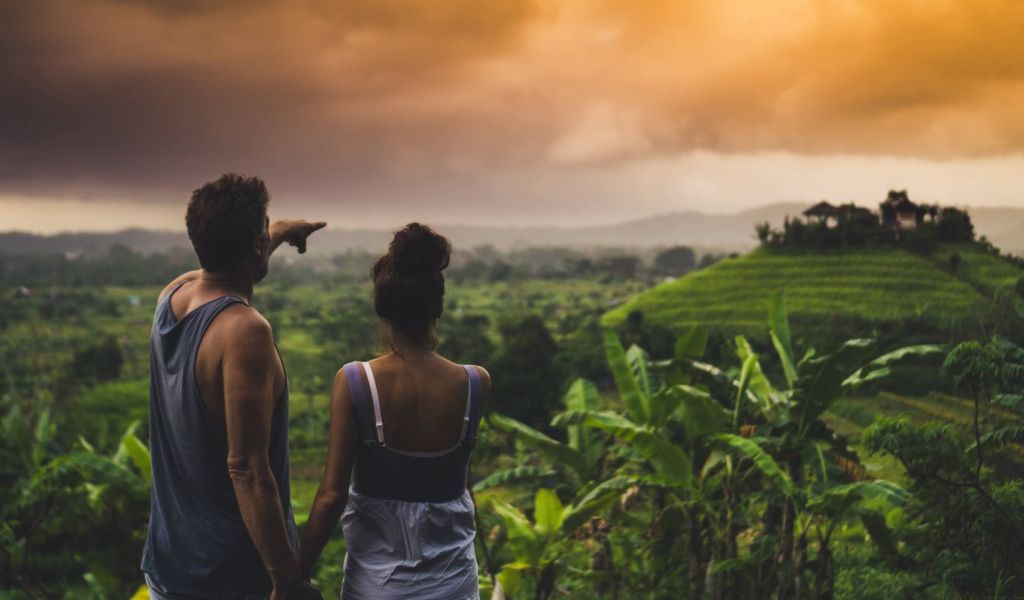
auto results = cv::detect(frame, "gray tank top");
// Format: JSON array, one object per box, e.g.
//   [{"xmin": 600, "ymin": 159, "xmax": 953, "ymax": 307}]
[{"xmin": 141, "ymin": 282, "xmax": 296, "ymax": 599}]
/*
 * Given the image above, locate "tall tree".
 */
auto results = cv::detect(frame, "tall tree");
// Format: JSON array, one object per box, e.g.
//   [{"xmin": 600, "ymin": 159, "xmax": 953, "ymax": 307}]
[
  {"xmin": 492, "ymin": 314, "xmax": 563, "ymax": 425},
  {"xmin": 654, "ymin": 246, "xmax": 696, "ymax": 276}
]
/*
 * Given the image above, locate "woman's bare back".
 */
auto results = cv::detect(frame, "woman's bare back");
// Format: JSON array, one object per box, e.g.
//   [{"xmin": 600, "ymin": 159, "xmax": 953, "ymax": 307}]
[{"xmin": 364, "ymin": 352, "xmax": 481, "ymax": 453}]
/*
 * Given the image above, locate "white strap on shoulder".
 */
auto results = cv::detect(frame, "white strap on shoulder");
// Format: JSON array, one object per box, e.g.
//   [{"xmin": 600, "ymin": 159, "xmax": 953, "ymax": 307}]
[{"xmin": 361, "ymin": 361, "xmax": 386, "ymax": 445}]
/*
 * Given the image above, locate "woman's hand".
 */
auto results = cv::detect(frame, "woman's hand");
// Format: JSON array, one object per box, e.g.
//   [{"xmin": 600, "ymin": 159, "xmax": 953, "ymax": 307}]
[
  {"xmin": 270, "ymin": 579, "xmax": 323, "ymax": 600},
  {"xmin": 297, "ymin": 367, "xmax": 358, "ymax": 583}
]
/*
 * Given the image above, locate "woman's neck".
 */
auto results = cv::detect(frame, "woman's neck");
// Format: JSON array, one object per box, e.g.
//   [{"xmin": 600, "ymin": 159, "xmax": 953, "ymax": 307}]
[{"xmin": 386, "ymin": 327, "xmax": 435, "ymax": 359}]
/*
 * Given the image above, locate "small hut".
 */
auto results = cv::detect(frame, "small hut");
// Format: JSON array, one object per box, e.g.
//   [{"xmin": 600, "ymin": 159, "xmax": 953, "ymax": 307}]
[
  {"xmin": 845, "ymin": 206, "xmax": 875, "ymax": 219},
  {"xmin": 803, "ymin": 201, "xmax": 840, "ymax": 225},
  {"xmin": 881, "ymin": 190, "xmax": 920, "ymax": 229}
]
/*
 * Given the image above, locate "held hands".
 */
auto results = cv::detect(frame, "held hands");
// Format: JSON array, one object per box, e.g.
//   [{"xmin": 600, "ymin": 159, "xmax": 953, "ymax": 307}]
[
  {"xmin": 270, "ymin": 220, "xmax": 327, "ymax": 254},
  {"xmin": 269, "ymin": 559, "xmax": 323, "ymax": 600},
  {"xmin": 270, "ymin": 579, "xmax": 323, "ymax": 600}
]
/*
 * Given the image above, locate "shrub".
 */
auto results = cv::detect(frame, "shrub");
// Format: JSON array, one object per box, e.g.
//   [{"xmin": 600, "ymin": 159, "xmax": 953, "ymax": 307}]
[{"xmin": 835, "ymin": 566, "xmax": 921, "ymax": 600}]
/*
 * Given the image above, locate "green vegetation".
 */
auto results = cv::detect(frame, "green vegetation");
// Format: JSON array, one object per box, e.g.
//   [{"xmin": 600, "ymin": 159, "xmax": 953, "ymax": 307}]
[
  {"xmin": 604, "ymin": 246, "xmax": 1023, "ymax": 334},
  {"xmin": 483, "ymin": 295, "xmax": 1024, "ymax": 599},
  {"xmin": 929, "ymin": 243, "xmax": 1024, "ymax": 297},
  {"xmin": 0, "ymin": 263, "xmax": 640, "ymax": 598},
  {"xmin": 756, "ymin": 191, "xmax": 976, "ymax": 251},
  {"xmin": 3, "ymin": 236, "xmax": 1024, "ymax": 599}
]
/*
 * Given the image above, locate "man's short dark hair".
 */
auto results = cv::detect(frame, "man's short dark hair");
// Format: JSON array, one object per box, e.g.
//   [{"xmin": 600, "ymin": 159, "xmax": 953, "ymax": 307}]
[{"xmin": 186, "ymin": 174, "xmax": 269, "ymax": 272}]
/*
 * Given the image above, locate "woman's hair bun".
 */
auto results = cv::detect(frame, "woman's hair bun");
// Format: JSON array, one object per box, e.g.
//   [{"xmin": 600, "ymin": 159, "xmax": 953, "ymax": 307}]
[
  {"xmin": 371, "ymin": 223, "xmax": 452, "ymax": 338},
  {"xmin": 388, "ymin": 223, "xmax": 451, "ymax": 274}
]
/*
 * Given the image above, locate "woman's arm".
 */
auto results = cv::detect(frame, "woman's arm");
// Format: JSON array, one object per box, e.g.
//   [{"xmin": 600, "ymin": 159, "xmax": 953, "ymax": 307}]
[{"xmin": 298, "ymin": 367, "xmax": 358, "ymax": 579}]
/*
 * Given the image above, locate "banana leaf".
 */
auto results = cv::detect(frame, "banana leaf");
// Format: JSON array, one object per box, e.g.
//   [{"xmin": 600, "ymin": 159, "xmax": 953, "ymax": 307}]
[
  {"xmin": 769, "ymin": 290, "xmax": 797, "ymax": 388},
  {"xmin": 561, "ymin": 478, "xmax": 629, "ymax": 533},
  {"xmin": 792, "ymin": 338, "xmax": 876, "ymax": 435},
  {"xmin": 563, "ymin": 378, "xmax": 602, "ymax": 460},
  {"xmin": 534, "ymin": 488, "xmax": 564, "ymax": 536},
  {"xmin": 711, "ymin": 433, "xmax": 793, "ymax": 496},
  {"xmin": 604, "ymin": 330, "xmax": 648, "ymax": 422},
  {"xmin": 473, "ymin": 466, "xmax": 559, "ymax": 492},
  {"xmin": 489, "ymin": 413, "xmax": 591, "ymax": 480},
  {"xmin": 585, "ymin": 411, "xmax": 692, "ymax": 489},
  {"xmin": 627, "ymin": 344, "xmax": 656, "ymax": 400},
  {"xmin": 676, "ymin": 326, "xmax": 709, "ymax": 360},
  {"xmin": 667, "ymin": 385, "xmax": 729, "ymax": 439}
]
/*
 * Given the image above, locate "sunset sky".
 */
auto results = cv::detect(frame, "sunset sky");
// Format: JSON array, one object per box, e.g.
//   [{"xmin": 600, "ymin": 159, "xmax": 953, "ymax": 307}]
[{"xmin": 3, "ymin": 0, "xmax": 1024, "ymax": 232}]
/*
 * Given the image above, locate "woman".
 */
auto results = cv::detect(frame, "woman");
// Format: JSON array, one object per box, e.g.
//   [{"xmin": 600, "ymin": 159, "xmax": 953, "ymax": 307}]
[{"xmin": 299, "ymin": 223, "xmax": 489, "ymax": 599}]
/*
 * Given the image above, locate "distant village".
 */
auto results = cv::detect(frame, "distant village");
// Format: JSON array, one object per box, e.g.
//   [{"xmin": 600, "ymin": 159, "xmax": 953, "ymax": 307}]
[
  {"xmin": 803, "ymin": 190, "xmax": 939, "ymax": 230},
  {"xmin": 757, "ymin": 190, "xmax": 976, "ymax": 250}
]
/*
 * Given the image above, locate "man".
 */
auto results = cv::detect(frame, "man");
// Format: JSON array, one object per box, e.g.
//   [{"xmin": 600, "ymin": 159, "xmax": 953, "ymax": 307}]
[{"xmin": 142, "ymin": 174, "xmax": 324, "ymax": 599}]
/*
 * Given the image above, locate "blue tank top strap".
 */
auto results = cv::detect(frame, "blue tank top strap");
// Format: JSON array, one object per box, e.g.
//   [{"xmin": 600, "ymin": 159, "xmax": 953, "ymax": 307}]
[
  {"xmin": 163, "ymin": 279, "xmax": 189, "ymax": 301},
  {"xmin": 462, "ymin": 365, "xmax": 483, "ymax": 445},
  {"xmin": 342, "ymin": 361, "xmax": 378, "ymax": 446}
]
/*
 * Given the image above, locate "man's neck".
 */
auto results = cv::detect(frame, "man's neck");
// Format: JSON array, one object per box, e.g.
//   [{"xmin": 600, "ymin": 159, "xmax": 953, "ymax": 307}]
[{"xmin": 199, "ymin": 270, "xmax": 254, "ymax": 303}]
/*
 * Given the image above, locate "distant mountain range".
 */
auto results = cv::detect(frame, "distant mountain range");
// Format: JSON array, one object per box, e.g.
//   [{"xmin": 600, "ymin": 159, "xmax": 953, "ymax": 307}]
[{"xmin": 2, "ymin": 203, "xmax": 1023, "ymax": 256}]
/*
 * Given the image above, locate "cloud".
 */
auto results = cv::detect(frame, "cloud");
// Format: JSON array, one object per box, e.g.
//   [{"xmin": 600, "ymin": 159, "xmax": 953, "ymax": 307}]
[
  {"xmin": 2, "ymin": 0, "xmax": 1024, "ymax": 211},
  {"xmin": 547, "ymin": 103, "xmax": 652, "ymax": 163},
  {"xmin": 529, "ymin": 0, "xmax": 1024, "ymax": 158},
  {"xmin": 0, "ymin": 0, "xmax": 542, "ymax": 196}
]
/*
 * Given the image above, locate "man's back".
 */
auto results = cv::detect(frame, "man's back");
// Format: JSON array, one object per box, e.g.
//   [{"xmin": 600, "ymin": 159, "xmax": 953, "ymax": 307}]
[
  {"xmin": 142, "ymin": 280, "xmax": 296, "ymax": 599},
  {"xmin": 171, "ymin": 280, "xmax": 287, "ymax": 428}
]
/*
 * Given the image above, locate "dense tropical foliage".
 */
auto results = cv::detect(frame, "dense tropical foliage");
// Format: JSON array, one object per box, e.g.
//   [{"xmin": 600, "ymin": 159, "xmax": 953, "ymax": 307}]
[
  {"xmin": 2, "ymin": 240, "xmax": 1023, "ymax": 598},
  {"xmin": 480, "ymin": 292, "xmax": 973, "ymax": 599}
]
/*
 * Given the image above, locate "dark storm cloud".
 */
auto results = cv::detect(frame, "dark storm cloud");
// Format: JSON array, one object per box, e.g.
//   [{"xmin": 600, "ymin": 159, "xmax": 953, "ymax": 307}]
[
  {"xmin": 3, "ymin": 0, "xmax": 1024, "ymax": 211},
  {"xmin": 0, "ymin": 0, "xmax": 544, "ymax": 200}
]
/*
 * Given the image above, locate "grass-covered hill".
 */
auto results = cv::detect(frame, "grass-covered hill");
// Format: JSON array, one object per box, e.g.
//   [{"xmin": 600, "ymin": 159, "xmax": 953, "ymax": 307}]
[{"xmin": 603, "ymin": 243, "xmax": 1023, "ymax": 333}]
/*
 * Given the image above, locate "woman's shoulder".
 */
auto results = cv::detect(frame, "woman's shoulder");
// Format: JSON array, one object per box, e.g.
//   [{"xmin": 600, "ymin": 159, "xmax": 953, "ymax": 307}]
[
  {"xmin": 452, "ymin": 362, "xmax": 490, "ymax": 397},
  {"xmin": 432, "ymin": 354, "xmax": 490, "ymax": 383},
  {"xmin": 463, "ymin": 364, "xmax": 490, "ymax": 386}
]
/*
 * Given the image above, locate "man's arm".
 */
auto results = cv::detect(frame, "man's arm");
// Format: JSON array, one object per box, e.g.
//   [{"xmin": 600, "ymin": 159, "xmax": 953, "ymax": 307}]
[
  {"xmin": 222, "ymin": 313, "xmax": 319, "ymax": 599},
  {"xmin": 269, "ymin": 220, "xmax": 326, "ymax": 255},
  {"xmin": 298, "ymin": 368, "xmax": 358, "ymax": 579},
  {"xmin": 160, "ymin": 220, "xmax": 324, "ymax": 299}
]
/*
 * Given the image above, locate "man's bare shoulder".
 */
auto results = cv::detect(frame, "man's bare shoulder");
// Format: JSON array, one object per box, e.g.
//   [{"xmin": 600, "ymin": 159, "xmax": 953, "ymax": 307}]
[
  {"xmin": 158, "ymin": 270, "xmax": 202, "ymax": 301},
  {"xmin": 216, "ymin": 304, "xmax": 274, "ymax": 351}
]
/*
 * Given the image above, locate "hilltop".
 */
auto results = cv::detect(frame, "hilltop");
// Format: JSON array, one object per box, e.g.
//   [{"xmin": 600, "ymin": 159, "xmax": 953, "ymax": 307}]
[
  {"xmin": 0, "ymin": 206, "xmax": 791, "ymax": 256},
  {"xmin": 602, "ymin": 244, "xmax": 1023, "ymax": 334},
  {"xmin": 3, "ymin": 202, "xmax": 1024, "ymax": 255}
]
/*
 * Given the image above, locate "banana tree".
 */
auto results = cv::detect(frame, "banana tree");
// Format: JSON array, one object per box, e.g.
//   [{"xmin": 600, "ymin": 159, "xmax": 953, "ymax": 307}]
[
  {"xmin": 685, "ymin": 290, "xmax": 942, "ymax": 598},
  {"xmin": 700, "ymin": 430, "xmax": 911, "ymax": 599},
  {"xmin": 490, "ymin": 483, "xmax": 634, "ymax": 600},
  {"xmin": 4, "ymin": 419, "xmax": 151, "ymax": 599},
  {"xmin": 489, "ymin": 329, "xmax": 731, "ymax": 597},
  {"xmin": 482, "ymin": 379, "xmax": 604, "ymax": 494},
  {"xmin": 483, "ymin": 380, "xmax": 632, "ymax": 596},
  {"xmin": 549, "ymin": 328, "xmax": 735, "ymax": 597}
]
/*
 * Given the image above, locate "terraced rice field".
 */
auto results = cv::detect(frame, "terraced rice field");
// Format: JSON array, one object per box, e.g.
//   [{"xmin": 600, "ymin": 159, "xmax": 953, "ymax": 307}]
[
  {"xmin": 927, "ymin": 243, "xmax": 1023, "ymax": 297},
  {"xmin": 825, "ymin": 391, "xmax": 1024, "ymax": 481},
  {"xmin": 603, "ymin": 246, "xmax": 1022, "ymax": 332}
]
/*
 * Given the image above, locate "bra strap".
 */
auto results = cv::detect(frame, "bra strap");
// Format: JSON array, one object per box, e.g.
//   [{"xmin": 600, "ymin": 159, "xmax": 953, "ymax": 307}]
[
  {"xmin": 342, "ymin": 362, "xmax": 378, "ymax": 446},
  {"xmin": 361, "ymin": 362, "xmax": 386, "ymax": 446}
]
